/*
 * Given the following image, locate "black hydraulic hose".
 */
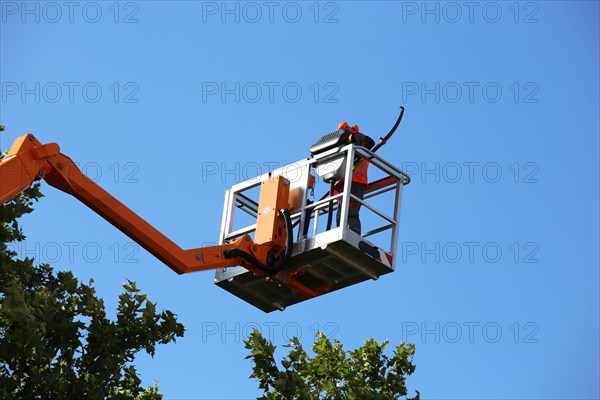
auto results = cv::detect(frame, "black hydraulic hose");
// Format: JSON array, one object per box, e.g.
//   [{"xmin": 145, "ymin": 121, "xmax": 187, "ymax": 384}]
[
  {"xmin": 224, "ymin": 248, "xmax": 276, "ymax": 274},
  {"xmin": 325, "ymin": 181, "xmax": 335, "ymax": 231},
  {"xmin": 278, "ymin": 208, "xmax": 293, "ymax": 269},
  {"xmin": 223, "ymin": 208, "xmax": 294, "ymax": 274}
]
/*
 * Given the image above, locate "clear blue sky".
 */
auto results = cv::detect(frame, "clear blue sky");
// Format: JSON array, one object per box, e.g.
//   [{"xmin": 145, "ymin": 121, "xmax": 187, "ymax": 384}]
[{"xmin": 1, "ymin": 1, "xmax": 599, "ymax": 399}]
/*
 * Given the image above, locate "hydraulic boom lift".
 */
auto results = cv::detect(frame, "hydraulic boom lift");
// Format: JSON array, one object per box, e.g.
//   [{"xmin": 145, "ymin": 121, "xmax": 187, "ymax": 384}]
[{"xmin": 0, "ymin": 113, "xmax": 410, "ymax": 312}]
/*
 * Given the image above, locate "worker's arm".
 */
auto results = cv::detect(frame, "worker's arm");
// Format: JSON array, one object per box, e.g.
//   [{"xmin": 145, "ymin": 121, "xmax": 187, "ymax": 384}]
[
  {"xmin": 350, "ymin": 132, "xmax": 375, "ymax": 150},
  {"xmin": 0, "ymin": 134, "xmax": 282, "ymax": 275}
]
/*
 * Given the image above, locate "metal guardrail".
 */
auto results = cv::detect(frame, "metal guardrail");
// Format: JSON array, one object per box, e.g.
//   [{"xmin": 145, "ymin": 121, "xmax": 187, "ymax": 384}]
[{"xmin": 220, "ymin": 144, "xmax": 409, "ymax": 260}]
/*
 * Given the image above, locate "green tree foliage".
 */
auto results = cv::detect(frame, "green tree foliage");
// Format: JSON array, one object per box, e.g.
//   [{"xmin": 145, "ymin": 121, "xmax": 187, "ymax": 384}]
[
  {"xmin": 0, "ymin": 167, "xmax": 185, "ymax": 398},
  {"xmin": 245, "ymin": 330, "xmax": 420, "ymax": 400}
]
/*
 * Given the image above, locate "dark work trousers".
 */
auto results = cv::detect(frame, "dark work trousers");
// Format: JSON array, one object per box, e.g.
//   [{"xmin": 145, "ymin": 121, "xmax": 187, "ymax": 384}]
[{"xmin": 336, "ymin": 181, "xmax": 366, "ymax": 234}]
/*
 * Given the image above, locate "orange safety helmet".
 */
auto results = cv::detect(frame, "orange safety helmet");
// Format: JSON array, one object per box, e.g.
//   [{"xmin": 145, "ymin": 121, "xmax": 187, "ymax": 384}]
[{"xmin": 338, "ymin": 122, "xmax": 360, "ymax": 133}]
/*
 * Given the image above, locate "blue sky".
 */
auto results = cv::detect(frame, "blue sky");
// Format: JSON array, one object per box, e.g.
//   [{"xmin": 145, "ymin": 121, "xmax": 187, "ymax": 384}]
[{"xmin": 1, "ymin": 1, "xmax": 599, "ymax": 399}]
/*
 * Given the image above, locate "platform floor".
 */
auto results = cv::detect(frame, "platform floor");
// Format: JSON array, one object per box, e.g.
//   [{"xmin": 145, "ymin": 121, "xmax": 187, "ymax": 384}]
[{"xmin": 214, "ymin": 228, "xmax": 395, "ymax": 312}]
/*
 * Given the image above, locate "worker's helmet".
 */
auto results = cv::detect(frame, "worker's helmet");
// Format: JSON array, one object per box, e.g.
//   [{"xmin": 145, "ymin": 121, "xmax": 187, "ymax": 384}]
[{"xmin": 338, "ymin": 122, "xmax": 360, "ymax": 133}]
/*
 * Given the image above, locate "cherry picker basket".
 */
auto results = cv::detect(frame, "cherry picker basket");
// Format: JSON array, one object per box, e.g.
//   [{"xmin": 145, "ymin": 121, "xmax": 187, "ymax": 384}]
[{"xmin": 214, "ymin": 144, "xmax": 411, "ymax": 312}]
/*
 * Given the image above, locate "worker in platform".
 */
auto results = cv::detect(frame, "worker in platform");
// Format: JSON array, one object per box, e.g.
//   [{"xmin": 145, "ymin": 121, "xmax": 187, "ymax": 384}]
[{"xmin": 336, "ymin": 122, "xmax": 375, "ymax": 235}]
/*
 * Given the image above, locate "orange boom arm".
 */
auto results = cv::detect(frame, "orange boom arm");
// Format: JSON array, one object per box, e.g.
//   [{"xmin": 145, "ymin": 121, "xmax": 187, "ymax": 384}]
[{"xmin": 0, "ymin": 134, "xmax": 290, "ymax": 276}]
